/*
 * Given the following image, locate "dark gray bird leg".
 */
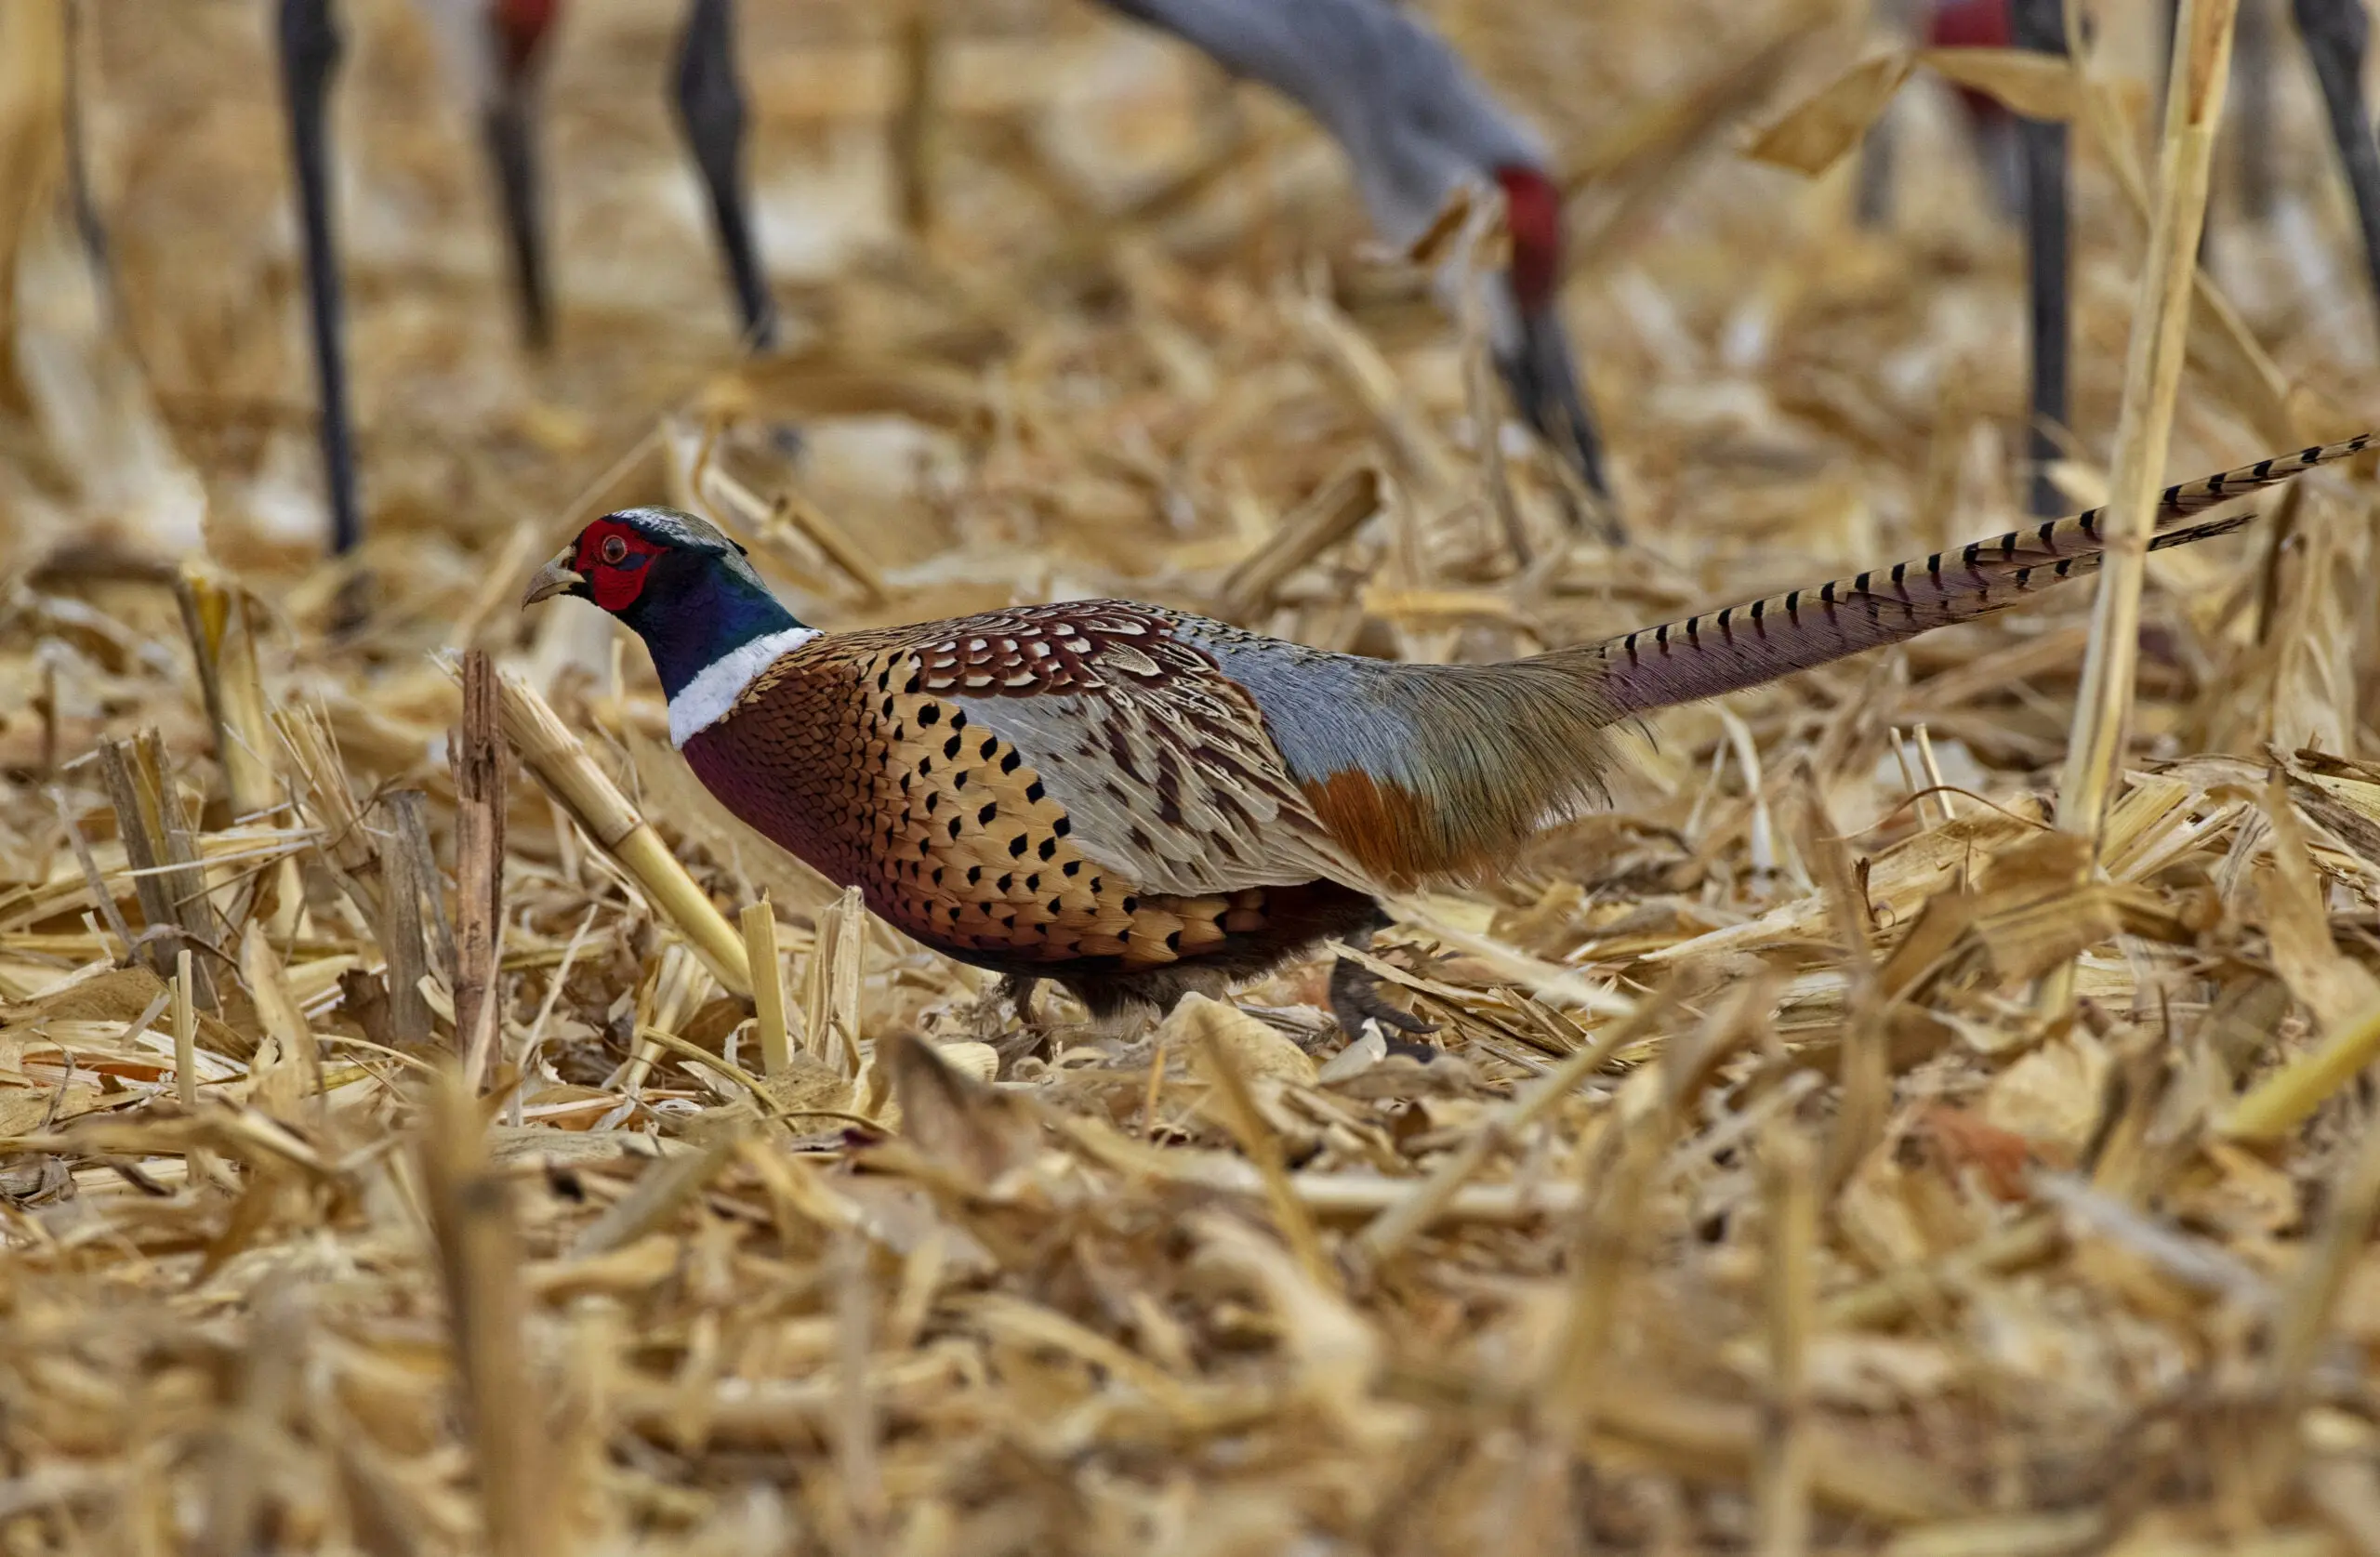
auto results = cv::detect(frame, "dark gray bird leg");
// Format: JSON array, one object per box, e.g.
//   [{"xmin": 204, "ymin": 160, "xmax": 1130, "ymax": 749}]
[
  {"xmin": 276, "ymin": 0, "xmax": 362, "ymax": 557},
  {"xmin": 1853, "ymin": 0, "xmax": 1912, "ymax": 229},
  {"xmin": 673, "ymin": 0, "xmax": 776, "ymax": 349},
  {"xmin": 2294, "ymin": 0, "xmax": 2380, "ymax": 325},
  {"xmin": 2236, "ymin": 0, "xmax": 2278, "ymax": 222},
  {"xmin": 998, "ymin": 972, "xmax": 1042, "ymax": 1026},
  {"xmin": 974, "ymin": 972, "xmax": 1064, "ymax": 1066},
  {"xmin": 63, "ymin": 0, "xmax": 112, "ymax": 284},
  {"xmin": 483, "ymin": 92, "xmax": 553, "ymax": 351},
  {"xmin": 1329, "ymin": 907, "xmax": 1437, "ymax": 1056},
  {"xmin": 2012, "ymin": 0, "xmax": 2070, "ymax": 518},
  {"xmin": 1853, "ymin": 101, "xmax": 1897, "ymax": 230}
]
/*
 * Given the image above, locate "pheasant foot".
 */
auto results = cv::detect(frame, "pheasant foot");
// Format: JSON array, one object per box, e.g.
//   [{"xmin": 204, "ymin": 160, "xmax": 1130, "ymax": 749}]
[
  {"xmin": 976, "ymin": 973, "xmax": 1062, "ymax": 1067},
  {"xmin": 1328, "ymin": 949, "xmax": 1438, "ymax": 1060}
]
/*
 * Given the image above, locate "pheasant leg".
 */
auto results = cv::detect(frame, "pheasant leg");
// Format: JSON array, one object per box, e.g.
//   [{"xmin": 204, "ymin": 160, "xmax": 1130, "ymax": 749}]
[
  {"xmin": 998, "ymin": 972, "xmax": 1045, "ymax": 1028},
  {"xmin": 1329, "ymin": 917, "xmax": 1438, "ymax": 1057},
  {"xmin": 969, "ymin": 972, "xmax": 1064, "ymax": 1067}
]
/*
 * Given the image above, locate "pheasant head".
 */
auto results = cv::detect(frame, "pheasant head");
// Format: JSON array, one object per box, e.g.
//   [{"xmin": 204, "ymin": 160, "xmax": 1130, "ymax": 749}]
[{"xmin": 524, "ymin": 508, "xmax": 819, "ymax": 746}]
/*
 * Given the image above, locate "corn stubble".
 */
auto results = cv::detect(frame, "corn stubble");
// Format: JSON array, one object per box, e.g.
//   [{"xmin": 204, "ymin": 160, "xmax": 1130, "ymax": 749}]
[{"xmin": 7, "ymin": 0, "xmax": 2380, "ymax": 1550}]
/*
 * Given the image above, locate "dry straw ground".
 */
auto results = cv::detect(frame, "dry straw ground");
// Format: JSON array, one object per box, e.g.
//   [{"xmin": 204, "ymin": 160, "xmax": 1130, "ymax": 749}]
[{"xmin": 8, "ymin": 0, "xmax": 2380, "ymax": 1550}]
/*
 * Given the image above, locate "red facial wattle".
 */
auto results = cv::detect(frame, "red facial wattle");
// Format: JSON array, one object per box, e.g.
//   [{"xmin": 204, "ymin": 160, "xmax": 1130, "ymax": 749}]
[
  {"xmin": 1926, "ymin": 0, "xmax": 2013, "ymax": 122},
  {"xmin": 492, "ymin": 0, "xmax": 561, "ymax": 82},
  {"xmin": 1493, "ymin": 166, "xmax": 1563, "ymax": 315},
  {"xmin": 1927, "ymin": 0, "xmax": 2011, "ymax": 47},
  {"xmin": 575, "ymin": 518, "xmax": 661, "ymax": 614}
]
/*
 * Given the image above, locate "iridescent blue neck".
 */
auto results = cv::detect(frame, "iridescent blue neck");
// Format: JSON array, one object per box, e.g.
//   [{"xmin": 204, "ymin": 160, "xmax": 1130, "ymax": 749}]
[{"xmin": 619, "ymin": 553, "xmax": 804, "ymax": 699}]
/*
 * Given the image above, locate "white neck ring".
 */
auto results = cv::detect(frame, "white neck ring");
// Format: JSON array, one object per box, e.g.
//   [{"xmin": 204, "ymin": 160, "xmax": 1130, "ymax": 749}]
[{"xmin": 668, "ymin": 627, "xmax": 822, "ymax": 747}]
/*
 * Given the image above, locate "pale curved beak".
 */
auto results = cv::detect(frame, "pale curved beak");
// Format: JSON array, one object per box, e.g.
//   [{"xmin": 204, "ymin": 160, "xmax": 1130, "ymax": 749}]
[{"xmin": 522, "ymin": 548, "xmax": 586, "ymax": 608}]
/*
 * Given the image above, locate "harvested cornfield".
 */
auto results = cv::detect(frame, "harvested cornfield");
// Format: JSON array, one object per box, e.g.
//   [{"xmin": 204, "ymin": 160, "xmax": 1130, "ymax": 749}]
[{"xmin": 7, "ymin": 0, "xmax": 2380, "ymax": 1550}]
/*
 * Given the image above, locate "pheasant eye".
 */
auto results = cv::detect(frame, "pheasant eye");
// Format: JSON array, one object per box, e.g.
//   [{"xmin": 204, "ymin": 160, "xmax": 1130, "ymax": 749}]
[{"xmin": 601, "ymin": 535, "xmax": 628, "ymax": 565}]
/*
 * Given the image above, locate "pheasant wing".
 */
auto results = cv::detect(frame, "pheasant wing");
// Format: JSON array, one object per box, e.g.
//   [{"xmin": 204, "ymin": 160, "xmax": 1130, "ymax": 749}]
[{"xmin": 913, "ymin": 603, "xmax": 1377, "ymax": 898}]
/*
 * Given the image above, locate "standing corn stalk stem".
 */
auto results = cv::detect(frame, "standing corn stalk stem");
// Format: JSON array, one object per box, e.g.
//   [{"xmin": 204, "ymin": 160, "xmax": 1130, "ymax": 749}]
[
  {"xmin": 435, "ymin": 650, "xmax": 754, "ymax": 996},
  {"xmin": 418, "ymin": 1066, "xmax": 556, "ymax": 1557},
  {"xmin": 2049, "ymin": 0, "xmax": 2239, "ymax": 986},
  {"xmin": 740, "ymin": 900, "xmax": 794, "ymax": 1077},
  {"xmin": 454, "ymin": 652, "xmax": 509, "ymax": 1089},
  {"xmin": 1755, "ymin": 1126, "xmax": 1818, "ymax": 1557}
]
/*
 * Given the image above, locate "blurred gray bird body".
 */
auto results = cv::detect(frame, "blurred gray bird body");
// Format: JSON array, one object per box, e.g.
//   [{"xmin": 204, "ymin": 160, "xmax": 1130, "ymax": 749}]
[
  {"xmin": 1099, "ymin": 0, "xmax": 1618, "ymax": 516},
  {"xmin": 1106, "ymin": 0, "xmax": 1545, "ymax": 248},
  {"xmin": 416, "ymin": 0, "xmax": 524, "ymax": 110}
]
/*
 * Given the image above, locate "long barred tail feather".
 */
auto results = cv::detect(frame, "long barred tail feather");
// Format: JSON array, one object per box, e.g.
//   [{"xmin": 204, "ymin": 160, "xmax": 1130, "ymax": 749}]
[
  {"xmin": 1577, "ymin": 434, "xmax": 2372, "ymax": 716},
  {"xmin": 1303, "ymin": 436, "xmax": 2367, "ymax": 887}
]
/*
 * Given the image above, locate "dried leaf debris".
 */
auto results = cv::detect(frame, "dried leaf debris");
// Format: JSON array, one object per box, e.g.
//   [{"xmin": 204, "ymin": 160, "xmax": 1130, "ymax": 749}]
[{"xmin": 6, "ymin": 0, "xmax": 2380, "ymax": 1550}]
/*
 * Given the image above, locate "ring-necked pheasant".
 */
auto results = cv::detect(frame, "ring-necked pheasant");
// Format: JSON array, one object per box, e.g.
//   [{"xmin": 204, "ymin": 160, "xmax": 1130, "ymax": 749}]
[{"xmin": 523, "ymin": 434, "xmax": 2372, "ymax": 1039}]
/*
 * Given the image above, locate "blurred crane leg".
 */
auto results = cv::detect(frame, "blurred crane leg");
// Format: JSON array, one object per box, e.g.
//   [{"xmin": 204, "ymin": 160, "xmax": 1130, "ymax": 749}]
[
  {"xmin": 2011, "ymin": 0, "xmax": 2069, "ymax": 517},
  {"xmin": 2293, "ymin": 0, "xmax": 2380, "ymax": 329},
  {"xmin": 276, "ymin": 0, "xmax": 363, "ymax": 556},
  {"xmin": 1853, "ymin": 104, "xmax": 1897, "ymax": 229},
  {"xmin": 1493, "ymin": 316, "xmax": 1625, "ymax": 545},
  {"xmin": 483, "ymin": 90, "xmax": 553, "ymax": 351},
  {"xmin": 2236, "ymin": 0, "xmax": 2277, "ymax": 221},
  {"xmin": 64, "ymin": 0, "xmax": 113, "ymax": 283},
  {"xmin": 1854, "ymin": 0, "xmax": 1916, "ymax": 228},
  {"xmin": 673, "ymin": 0, "xmax": 775, "ymax": 349}
]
